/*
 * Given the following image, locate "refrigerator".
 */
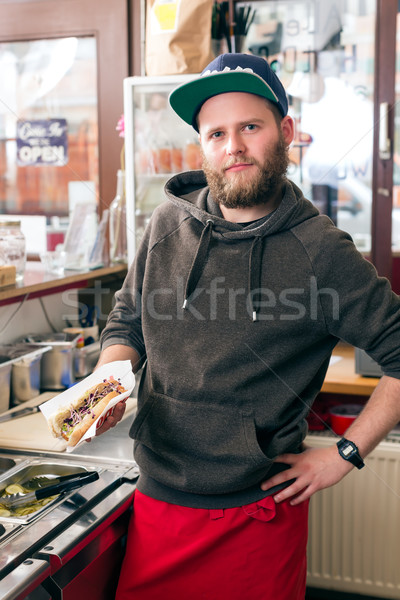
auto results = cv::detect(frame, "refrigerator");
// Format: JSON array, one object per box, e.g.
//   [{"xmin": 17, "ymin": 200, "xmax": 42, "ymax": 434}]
[{"xmin": 123, "ymin": 74, "xmax": 201, "ymax": 263}]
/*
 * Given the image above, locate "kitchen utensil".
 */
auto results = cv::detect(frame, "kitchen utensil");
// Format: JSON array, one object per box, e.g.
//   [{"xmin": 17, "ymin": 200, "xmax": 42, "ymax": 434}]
[
  {"xmin": 79, "ymin": 305, "xmax": 98, "ymax": 328},
  {"xmin": 23, "ymin": 472, "xmax": 90, "ymax": 490},
  {"xmin": 0, "ymin": 470, "xmax": 99, "ymax": 508},
  {"xmin": 0, "ymin": 405, "xmax": 40, "ymax": 423}
]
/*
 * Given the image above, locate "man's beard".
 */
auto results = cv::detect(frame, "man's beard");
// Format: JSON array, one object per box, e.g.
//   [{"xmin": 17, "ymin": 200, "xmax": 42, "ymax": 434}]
[{"xmin": 202, "ymin": 133, "xmax": 289, "ymax": 209}]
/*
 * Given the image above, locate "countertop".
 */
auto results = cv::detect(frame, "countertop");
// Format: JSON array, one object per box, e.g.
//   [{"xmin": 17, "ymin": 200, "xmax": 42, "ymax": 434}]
[
  {"xmin": 321, "ymin": 343, "xmax": 380, "ymax": 396},
  {"xmin": 71, "ymin": 408, "xmax": 136, "ymax": 466},
  {"xmin": 0, "ymin": 392, "xmax": 137, "ymax": 466}
]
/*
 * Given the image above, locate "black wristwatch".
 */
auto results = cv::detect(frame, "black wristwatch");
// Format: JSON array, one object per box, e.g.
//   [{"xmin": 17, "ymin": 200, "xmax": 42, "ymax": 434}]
[{"xmin": 336, "ymin": 438, "xmax": 365, "ymax": 469}]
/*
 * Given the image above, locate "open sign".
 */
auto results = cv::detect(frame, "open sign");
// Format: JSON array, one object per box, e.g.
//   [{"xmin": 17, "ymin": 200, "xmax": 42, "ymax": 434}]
[{"xmin": 16, "ymin": 118, "xmax": 68, "ymax": 166}]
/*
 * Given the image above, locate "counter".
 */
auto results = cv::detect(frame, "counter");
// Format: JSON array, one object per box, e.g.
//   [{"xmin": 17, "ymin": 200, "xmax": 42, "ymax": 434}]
[
  {"xmin": 0, "ymin": 396, "xmax": 138, "ymax": 600},
  {"xmin": 0, "ymin": 261, "xmax": 127, "ymax": 304},
  {"xmin": 321, "ymin": 342, "xmax": 380, "ymax": 396},
  {"xmin": 0, "ymin": 393, "xmax": 136, "ymax": 464},
  {"xmin": 63, "ymin": 405, "xmax": 136, "ymax": 466}
]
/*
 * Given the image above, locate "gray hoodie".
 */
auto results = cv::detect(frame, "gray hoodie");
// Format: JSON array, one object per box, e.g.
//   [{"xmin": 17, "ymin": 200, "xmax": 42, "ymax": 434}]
[{"xmin": 101, "ymin": 171, "xmax": 400, "ymax": 508}]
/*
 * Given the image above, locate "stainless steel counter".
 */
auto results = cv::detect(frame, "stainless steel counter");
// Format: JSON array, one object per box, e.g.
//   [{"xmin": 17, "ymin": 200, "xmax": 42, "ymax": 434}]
[
  {"xmin": 0, "ymin": 396, "xmax": 139, "ymax": 599},
  {"xmin": 69, "ymin": 410, "xmax": 136, "ymax": 466}
]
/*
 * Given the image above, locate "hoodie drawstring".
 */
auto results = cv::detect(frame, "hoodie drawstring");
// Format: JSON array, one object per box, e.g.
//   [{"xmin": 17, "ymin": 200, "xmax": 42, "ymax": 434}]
[
  {"xmin": 183, "ymin": 220, "xmax": 264, "ymax": 322},
  {"xmin": 248, "ymin": 236, "xmax": 264, "ymax": 322},
  {"xmin": 183, "ymin": 219, "xmax": 214, "ymax": 310}
]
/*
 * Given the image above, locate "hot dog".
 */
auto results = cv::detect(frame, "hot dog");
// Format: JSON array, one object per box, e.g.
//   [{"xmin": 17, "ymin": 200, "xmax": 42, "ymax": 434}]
[{"xmin": 48, "ymin": 377, "xmax": 126, "ymax": 447}]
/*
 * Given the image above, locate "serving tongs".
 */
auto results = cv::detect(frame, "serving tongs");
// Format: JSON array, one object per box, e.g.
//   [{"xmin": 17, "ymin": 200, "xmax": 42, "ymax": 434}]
[{"xmin": 0, "ymin": 470, "xmax": 99, "ymax": 509}]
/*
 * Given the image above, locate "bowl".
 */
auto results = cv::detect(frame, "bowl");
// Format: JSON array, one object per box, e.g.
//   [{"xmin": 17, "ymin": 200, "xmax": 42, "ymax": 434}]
[{"xmin": 329, "ymin": 404, "xmax": 364, "ymax": 435}]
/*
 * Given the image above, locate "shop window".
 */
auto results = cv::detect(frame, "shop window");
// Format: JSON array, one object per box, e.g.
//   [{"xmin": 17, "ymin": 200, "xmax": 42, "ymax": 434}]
[{"xmin": 0, "ymin": 36, "xmax": 98, "ymax": 218}]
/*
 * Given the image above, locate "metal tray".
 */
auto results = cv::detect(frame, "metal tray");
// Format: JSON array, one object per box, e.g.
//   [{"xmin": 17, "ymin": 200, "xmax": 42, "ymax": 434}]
[
  {"xmin": 0, "ymin": 457, "xmax": 17, "ymax": 476},
  {"xmin": 0, "ymin": 460, "xmax": 99, "ymax": 525}
]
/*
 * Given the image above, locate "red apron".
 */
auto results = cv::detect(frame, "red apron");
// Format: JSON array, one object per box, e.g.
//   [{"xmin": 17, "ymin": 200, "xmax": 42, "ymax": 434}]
[{"xmin": 116, "ymin": 490, "xmax": 309, "ymax": 600}]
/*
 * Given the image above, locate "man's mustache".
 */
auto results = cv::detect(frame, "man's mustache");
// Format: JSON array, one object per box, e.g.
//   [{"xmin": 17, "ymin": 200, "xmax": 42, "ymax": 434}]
[{"xmin": 222, "ymin": 157, "xmax": 257, "ymax": 170}]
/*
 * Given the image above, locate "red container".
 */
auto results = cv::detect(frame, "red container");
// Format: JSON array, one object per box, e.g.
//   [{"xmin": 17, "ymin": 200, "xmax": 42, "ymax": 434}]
[{"xmin": 329, "ymin": 404, "xmax": 364, "ymax": 435}]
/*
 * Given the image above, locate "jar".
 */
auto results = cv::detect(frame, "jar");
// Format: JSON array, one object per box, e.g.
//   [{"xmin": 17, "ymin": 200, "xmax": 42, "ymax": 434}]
[
  {"xmin": 0, "ymin": 221, "xmax": 26, "ymax": 281},
  {"xmin": 109, "ymin": 170, "xmax": 127, "ymax": 264}
]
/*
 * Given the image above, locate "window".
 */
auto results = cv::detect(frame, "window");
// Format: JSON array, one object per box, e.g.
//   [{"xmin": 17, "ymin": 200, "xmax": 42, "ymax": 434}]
[{"xmin": 0, "ymin": 36, "xmax": 98, "ymax": 217}]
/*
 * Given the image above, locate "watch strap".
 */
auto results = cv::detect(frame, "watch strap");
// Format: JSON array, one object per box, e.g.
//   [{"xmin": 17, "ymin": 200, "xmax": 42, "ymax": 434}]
[{"xmin": 337, "ymin": 437, "xmax": 365, "ymax": 469}]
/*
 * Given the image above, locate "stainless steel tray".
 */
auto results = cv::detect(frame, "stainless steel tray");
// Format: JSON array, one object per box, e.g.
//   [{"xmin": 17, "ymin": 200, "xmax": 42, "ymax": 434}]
[{"xmin": 0, "ymin": 460, "xmax": 100, "ymax": 524}]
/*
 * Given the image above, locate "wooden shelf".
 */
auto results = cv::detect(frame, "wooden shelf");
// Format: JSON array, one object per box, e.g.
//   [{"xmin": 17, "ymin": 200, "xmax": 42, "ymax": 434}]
[
  {"xmin": 0, "ymin": 262, "xmax": 128, "ymax": 304},
  {"xmin": 321, "ymin": 343, "xmax": 380, "ymax": 396}
]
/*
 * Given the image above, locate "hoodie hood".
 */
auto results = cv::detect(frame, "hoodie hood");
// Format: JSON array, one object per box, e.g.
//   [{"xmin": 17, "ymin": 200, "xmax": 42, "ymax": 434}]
[
  {"xmin": 165, "ymin": 170, "xmax": 320, "ymax": 321},
  {"xmin": 165, "ymin": 170, "xmax": 320, "ymax": 240}
]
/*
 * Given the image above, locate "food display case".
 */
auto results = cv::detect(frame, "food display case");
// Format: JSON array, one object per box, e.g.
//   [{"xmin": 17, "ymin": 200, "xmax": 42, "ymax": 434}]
[{"xmin": 123, "ymin": 74, "xmax": 201, "ymax": 262}]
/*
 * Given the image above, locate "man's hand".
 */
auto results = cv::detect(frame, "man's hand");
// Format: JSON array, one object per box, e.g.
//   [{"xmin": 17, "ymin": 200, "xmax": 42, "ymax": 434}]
[
  {"xmin": 84, "ymin": 343, "xmax": 141, "ymax": 443},
  {"xmin": 260, "ymin": 445, "xmax": 353, "ymax": 505},
  {"xmin": 85, "ymin": 400, "xmax": 127, "ymax": 442}
]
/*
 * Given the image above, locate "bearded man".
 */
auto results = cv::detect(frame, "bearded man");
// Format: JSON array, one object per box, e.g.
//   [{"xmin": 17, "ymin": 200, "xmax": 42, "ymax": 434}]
[{"xmin": 95, "ymin": 53, "xmax": 400, "ymax": 600}]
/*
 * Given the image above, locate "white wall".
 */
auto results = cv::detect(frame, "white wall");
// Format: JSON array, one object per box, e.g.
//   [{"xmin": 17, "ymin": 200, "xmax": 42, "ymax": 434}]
[{"xmin": 0, "ymin": 290, "xmax": 79, "ymax": 344}]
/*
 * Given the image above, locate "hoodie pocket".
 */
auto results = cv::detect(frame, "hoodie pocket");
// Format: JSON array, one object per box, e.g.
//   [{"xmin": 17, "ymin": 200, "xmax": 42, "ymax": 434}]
[{"xmin": 130, "ymin": 389, "xmax": 273, "ymax": 494}]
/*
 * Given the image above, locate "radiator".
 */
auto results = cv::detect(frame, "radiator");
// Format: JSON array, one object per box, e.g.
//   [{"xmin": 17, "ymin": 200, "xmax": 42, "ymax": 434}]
[{"xmin": 306, "ymin": 434, "xmax": 400, "ymax": 598}]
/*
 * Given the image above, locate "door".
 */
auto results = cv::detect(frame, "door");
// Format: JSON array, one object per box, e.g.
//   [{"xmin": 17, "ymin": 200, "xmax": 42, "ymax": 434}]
[{"xmin": 0, "ymin": 0, "xmax": 129, "ymax": 221}]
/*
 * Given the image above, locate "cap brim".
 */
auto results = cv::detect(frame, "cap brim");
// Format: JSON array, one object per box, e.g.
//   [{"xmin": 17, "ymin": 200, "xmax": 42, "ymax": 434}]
[{"xmin": 169, "ymin": 71, "xmax": 279, "ymax": 130}]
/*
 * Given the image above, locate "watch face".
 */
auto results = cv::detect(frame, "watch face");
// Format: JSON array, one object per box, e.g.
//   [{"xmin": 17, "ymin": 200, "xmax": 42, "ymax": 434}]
[{"xmin": 342, "ymin": 444, "xmax": 355, "ymax": 457}]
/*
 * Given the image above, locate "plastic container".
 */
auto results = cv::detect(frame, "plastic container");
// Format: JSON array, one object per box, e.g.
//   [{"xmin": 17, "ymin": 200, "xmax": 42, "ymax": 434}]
[
  {"xmin": 329, "ymin": 404, "xmax": 364, "ymax": 435},
  {"xmin": 0, "ymin": 221, "xmax": 26, "ymax": 281}
]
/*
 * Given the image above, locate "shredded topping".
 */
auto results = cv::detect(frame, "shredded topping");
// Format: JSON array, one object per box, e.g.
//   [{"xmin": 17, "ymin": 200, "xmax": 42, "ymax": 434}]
[{"xmin": 61, "ymin": 377, "xmax": 124, "ymax": 435}]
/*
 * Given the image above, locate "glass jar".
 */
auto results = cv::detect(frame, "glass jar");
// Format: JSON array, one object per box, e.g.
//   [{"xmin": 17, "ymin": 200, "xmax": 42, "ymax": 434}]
[
  {"xmin": 109, "ymin": 170, "xmax": 127, "ymax": 264},
  {"xmin": 0, "ymin": 220, "xmax": 26, "ymax": 280}
]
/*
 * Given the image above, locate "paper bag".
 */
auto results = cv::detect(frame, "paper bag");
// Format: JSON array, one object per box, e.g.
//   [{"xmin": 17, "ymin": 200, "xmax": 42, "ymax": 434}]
[{"xmin": 146, "ymin": 0, "xmax": 214, "ymax": 76}]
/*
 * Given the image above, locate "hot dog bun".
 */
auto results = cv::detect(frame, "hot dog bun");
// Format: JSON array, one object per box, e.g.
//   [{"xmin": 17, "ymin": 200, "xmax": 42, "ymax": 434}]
[
  {"xmin": 48, "ymin": 377, "xmax": 125, "ymax": 447},
  {"xmin": 65, "ymin": 390, "xmax": 119, "ymax": 446}
]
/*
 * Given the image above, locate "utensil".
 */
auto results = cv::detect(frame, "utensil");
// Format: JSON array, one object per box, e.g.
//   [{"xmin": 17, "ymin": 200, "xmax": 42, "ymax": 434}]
[
  {"xmin": 0, "ymin": 405, "xmax": 40, "ymax": 423},
  {"xmin": 23, "ymin": 472, "xmax": 91, "ymax": 490},
  {"xmin": 0, "ymin": 470, "xmax": 99, "ymax": 508}
]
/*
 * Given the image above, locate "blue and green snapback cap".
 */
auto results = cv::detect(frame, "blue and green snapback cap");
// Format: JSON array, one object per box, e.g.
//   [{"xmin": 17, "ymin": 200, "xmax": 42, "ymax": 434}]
[{"xmin": 169, "ymin": 53, "xmax": 288, "ymax": 132}]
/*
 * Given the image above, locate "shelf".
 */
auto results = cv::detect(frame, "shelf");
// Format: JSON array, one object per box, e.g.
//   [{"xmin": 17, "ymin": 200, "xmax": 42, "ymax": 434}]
[{"xmin": 0, "ymin": 262, "xmax": 128, "ymax": 304}]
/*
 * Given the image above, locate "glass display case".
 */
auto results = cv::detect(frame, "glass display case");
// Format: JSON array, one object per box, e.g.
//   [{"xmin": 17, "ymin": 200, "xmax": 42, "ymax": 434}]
[{"xmin": 123, "ymin": 74, "xmax": 200, "ymax": 262}]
